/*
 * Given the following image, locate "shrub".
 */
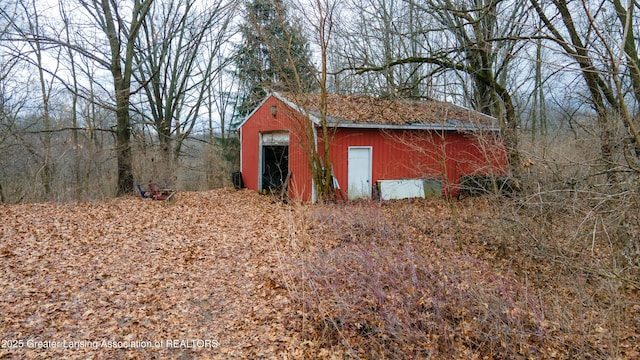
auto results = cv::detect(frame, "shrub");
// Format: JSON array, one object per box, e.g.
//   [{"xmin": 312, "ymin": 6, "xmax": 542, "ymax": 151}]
[{"xmin": 283, "ymin": 202, "xmax": 554, "ymax": 359}]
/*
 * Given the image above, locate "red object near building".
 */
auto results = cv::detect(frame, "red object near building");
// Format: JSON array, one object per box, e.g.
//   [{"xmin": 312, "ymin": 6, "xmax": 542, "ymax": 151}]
[{"xmin": 238, "ymin": 93, "xmax": 508, "ymax": 201}]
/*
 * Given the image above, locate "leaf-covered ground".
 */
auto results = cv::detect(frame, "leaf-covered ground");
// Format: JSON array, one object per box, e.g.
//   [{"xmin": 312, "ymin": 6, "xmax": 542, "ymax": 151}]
[
  {"xmin": 0, "ymin": 189, "xmax": 296, "ymax": 359},
  {"xmin": 1, "ymin": 189, "xmax": 638, "ymax": 359}
]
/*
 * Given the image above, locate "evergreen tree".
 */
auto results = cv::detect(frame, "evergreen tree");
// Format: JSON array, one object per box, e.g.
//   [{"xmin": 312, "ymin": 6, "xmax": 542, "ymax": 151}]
[{"xmin": 234, "ymin": 0, "xmax": 318, "ymax": 117}]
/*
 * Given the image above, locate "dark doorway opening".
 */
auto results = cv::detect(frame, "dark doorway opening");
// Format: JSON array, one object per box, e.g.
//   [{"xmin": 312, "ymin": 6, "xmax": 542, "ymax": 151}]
[{"xmin": 262, "ymin": 145, "xmax": 289, "ymax": 193}]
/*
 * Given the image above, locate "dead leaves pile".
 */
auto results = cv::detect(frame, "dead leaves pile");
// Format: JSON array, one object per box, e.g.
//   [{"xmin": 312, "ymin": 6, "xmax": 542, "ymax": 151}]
[
  {"xmin": 0, "ymin": 191, "xmax": 638, "ymax": 359},
  {"xmin": 0, "ymin": 189, "xmax": 294, "ymax": 359}
]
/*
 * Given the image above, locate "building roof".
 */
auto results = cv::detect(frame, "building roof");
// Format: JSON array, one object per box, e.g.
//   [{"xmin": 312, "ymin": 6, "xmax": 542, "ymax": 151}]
[{"xmin": 242, "ymin": 92, "xmax": 501, "ymax": 132}]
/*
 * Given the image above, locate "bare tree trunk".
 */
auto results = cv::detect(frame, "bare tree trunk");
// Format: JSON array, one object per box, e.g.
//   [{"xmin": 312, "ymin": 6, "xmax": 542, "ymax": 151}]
[
  {"xmin": 531, "ymin": 0, "xmax": 619, "ymax": 180},
  {"xmin": 134, "ymin": 0, "xmax": 236, "ymax": 186},
  {"xmin": 612, "ymin": 0, "xmax": 640, "ymax": 104},
  {"xmin": 114, "ymin": 87, "xmax": 134, "ymax": 196},
  {"xmin": 311, "ymin": 0, "xmax": 337, "ymax": 200},
  {"xmin": 29, "ymin": 0, "xmax": 54, "ymax": 198},
  {"xmin": 60, "ymin": 2, "xmax": 81, "ymax": 192},
  {"xmin": 611, "ymin": 0, "xmax": 640, "ymax": 159},
  {"xmin": 94, "ymin": 0, "xmax": 153, "ymax": 196},
  {"xmin": 531, "ymin": 33, "xmax": 547, "ymax": 140}
]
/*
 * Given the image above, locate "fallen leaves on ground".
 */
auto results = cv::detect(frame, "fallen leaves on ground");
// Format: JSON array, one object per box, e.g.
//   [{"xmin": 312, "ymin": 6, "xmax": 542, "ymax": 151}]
[
  {"xmin": 0, "ymin": 189, "xmax": 295, "ymax": 359},
  {"xmin": 0, "ymin": 190, "xmax": 638, "ymax": 359}
]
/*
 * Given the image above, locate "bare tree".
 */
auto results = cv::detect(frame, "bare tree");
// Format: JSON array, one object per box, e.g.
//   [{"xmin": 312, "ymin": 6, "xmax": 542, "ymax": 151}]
[
  {"xmin": 59, "ymin": 1, "xmax": 82, "ymax": 188},
  {"xmin": 334, "ymin": 0, "xmax": 432, "ymax": 97},
  {"xmin": 0, "ymin": 1, "xmax": 19, "ymax": 151},
  {"xmin": 0, "ymin": 0, "xmax": 69, "ymax": 199},
  {"xmin": 349, "ymin": 0, "xmax": 528, "ymax": 178},
  {"xmin": 209, "ymin": 68, "xmax": 239, "ymax": 141},
  {"xmin": 310, "ymin": 0, "xmax": 341, "ymax": 198},
  {"xmin": 1, "ymin": 0, "xmax": 241, "ymax": 199},
  {"xmin": 76, "ymin": 0, "xmax": 153, "ymax": 196},
  {"xmin": 133, "ymin": 0, "xmax": 237, "ymax": 177},
  {"xmin": 21, "ymin": 0, "xmax": 64, "ymax": 198},
  {"xmin": 0, "ymin": 3, "xmax": 18, "ymax": 203},
  {"xmin": 530, "ymin": 0, "xmax": 640, "ymax": 178},
  {"xmin": 611, "ymin": 0, "xmax": 640, "ymax": 106},
  {"xmin": 528, "ymin": 24, "xmax": 548, "ymax": 139},
  {"xmin": 281, "ymin": 0, "xmax": 341, "ymax": 199}
]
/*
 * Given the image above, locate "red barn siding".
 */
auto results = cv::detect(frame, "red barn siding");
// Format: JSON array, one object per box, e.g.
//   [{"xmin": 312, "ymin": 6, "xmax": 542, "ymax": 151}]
[
  {"xmin": 324, "ymin": 128, "xmax": 506, "ymax": 197},
  {"xmin": 241, "ymin": 96, "xmax": 316, "ymax": 200},
  {"xmin": 240, "ymin": 94, "xmax": 507, "ymax": 200}
]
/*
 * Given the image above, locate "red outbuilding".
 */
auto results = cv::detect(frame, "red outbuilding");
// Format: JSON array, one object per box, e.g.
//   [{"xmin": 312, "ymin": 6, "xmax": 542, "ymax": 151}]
[{"xmin": 238, "ymin": 93, "xmax": 507, "ymax": 201}]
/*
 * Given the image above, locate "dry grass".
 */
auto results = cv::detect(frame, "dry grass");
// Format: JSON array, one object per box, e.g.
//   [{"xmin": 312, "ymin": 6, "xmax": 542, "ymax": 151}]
[{"xmin": 280, "ymin": 192, "xmax": 640, "ymax": 359}]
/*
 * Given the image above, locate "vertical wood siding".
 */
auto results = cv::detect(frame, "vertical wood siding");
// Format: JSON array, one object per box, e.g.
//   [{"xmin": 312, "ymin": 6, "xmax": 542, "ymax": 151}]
[
  {"xmin": 241, "ymin": 95, "xmax": 507, "ymax": 200},
  {"xmin": 326, "ymin": 128, "xmax": 506, "ymax": 197},
  {"xmin": 241, "ymin": 96, "xmax": 315, "ymax": 200}
]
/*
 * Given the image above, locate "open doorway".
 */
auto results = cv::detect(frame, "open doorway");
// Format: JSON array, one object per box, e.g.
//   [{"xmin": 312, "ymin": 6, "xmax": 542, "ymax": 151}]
[
  {"xmin": 262, "ymin": 145, "xmax": 289, "ymax": 193},
  {"xmin": 260, "ymin": 132, "xmax": 289, "ymax": 194}
]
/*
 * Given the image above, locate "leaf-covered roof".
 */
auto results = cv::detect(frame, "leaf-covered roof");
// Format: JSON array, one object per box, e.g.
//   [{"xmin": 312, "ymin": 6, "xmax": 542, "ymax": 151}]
[{"xmin": 276, "ymin": 93, "xmax": 500, "ymax": 131}]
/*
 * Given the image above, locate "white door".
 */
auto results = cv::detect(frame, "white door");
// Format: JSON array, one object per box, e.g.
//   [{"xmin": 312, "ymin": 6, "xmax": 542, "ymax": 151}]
[{"xmin": 348, "ymin": 147, "xmax": 372, "ymax": 200}]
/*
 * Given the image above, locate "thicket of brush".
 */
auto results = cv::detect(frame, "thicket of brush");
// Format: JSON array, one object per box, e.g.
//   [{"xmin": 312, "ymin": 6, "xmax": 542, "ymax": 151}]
[
  {"xmin": 0, "ymin": 133, "xmax": 237, "ymax": 203},
  {"xmin": 280, "ymin": 132, "xmax": 640, "ymax": 359}
]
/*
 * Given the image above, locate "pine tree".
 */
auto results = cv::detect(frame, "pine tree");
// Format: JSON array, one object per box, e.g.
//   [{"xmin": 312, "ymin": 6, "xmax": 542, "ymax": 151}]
[{"xmin": 234, "ymin": 0, "xmax": 318, "ymax": 117}]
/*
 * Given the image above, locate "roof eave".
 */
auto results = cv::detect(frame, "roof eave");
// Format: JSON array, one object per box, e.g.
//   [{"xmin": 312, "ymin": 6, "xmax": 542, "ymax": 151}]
[
  {"xmin": 237, "ymin": 92, "xmax": 323, "ymax": 129},
  {"xmin": 273, "ymin": 92, "xmax": 322, "ymax": 125},
  {"xmin": 236, "ymin": 95, "xmax": 273, "ymax": 130},
  {"xmin": 330, "ymin": 121, "xmax": 501, "ymax": 132}
]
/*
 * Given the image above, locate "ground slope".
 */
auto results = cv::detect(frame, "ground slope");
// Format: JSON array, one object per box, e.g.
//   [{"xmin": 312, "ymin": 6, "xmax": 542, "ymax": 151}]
[
  {"xmin": 0, "ymin": 189, "xmax": 638, "ymax": 359},
  {"xmin": 0, "ymin": 189, "xmax": 294, "ymax": 359}
]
